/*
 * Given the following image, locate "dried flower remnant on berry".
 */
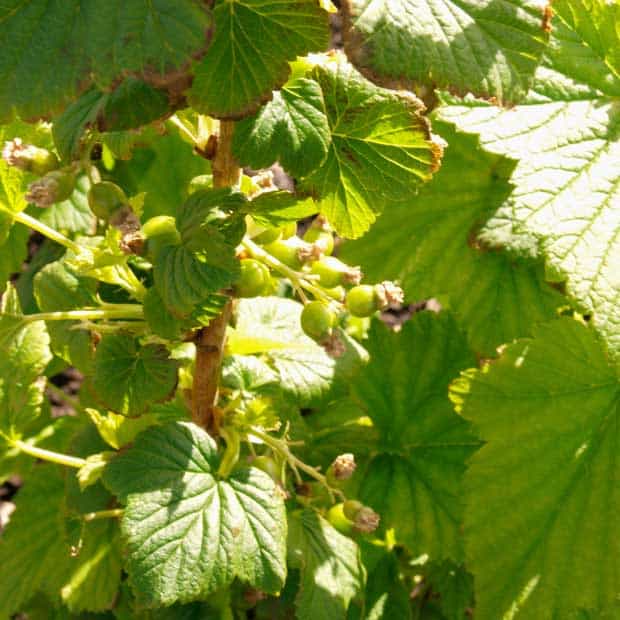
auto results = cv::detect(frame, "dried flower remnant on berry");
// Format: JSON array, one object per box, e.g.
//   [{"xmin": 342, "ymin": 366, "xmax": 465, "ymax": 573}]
[
  {"xmin": 331, "ymin": 453, "xmax": 356, "ymax": 480},
  {"xmin": 26, "ymin": 169, "xmax": 76, "ymax": 207},
  {"xmin": 375, "ymin": 281, "xmax": 404, "ymax": 309},
  {"xmin": 2, "ymin": 138, "xmax": 58, "ymax": 175},
  {"xmin": 353, "ymin": 506, "xmax": 380, "ymax": 534}
]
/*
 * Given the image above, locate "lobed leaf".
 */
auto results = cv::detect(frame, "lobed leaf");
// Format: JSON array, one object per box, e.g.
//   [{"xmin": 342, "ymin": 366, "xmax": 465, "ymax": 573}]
[{"xmin": 103, "ymin": 421, "xmax": 287, "ymax": 607}]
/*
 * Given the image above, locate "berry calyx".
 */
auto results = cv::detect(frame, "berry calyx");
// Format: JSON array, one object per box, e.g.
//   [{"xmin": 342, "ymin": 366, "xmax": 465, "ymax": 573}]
[
  {"xmin": 87, "ymin": 181, "xmax": 128, "ymax": 219},
  {"xmin": 375, "ymin": 281, "xmax": 405, "ymax": 309},
  {"xmin": 2, "ymin": 138, "xmax": 59, "ymax": 176},
  {"xmin": 342, "ymin": 500, "xmax": 380, "ymax": 533},
  {"xmin": 330, "ymin": 453, "xmax": 357, "ymax": 481},
  {"xmin": 26, "ymin": 169, "xmax": 76, "ymax": 208},
  {"xmin": 311, "ymin": 256, "xmax": 362, "ymax": 288},
  {"xmin": 234, "ymin": 259, "xmax": 270, "ymax": 298},
  {"xmin": 142, "ymin": 215, "xmax": 181, "ymax": 261},
  {"xmin": 345, "ymin": 285, "xmax": 378, "ymax": 317},
  {"xmin": 300, "ymin": 301, "xmax": 336, "ymax": 341}
]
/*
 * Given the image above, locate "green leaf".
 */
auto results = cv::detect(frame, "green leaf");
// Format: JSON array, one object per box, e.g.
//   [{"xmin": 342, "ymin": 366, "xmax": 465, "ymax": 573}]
[
  {"xmin": 0, "ymin": 1, "xmax": 213, "ymax": 122},
  {"xmin": 451, "ymin": 318, "xmax": 620, "ymax": 619},
  {"xmin": 354, "ymin": 313, "xmax": 478, "ymax": 560},
  {"xmin": 288, "ymin": 509, "xmax": 365, "ymax": 620},
  {"xmin": 188, "ymin": 0, "xmax": 329, "ymax": 118},
  {"xmin": 0, "ymin": 222, "xmax": 29, "ymax": 297},
  {"xmin": 233, "ymin": 77, "xmax": 331, "ymax": 176},
  {"xmin": 60, "ymin": 519, "xmax": 122, "ymax": 614},
  {"xmin": 91, "ymin": 335, "xmax": 178, "ymax": 417},
  {"xmin": 438, "ymin": 0, "xmax": 620, "ymax": 360},
  {"xmin": 0, "ymin": 467, "xmax": 69, "ymax": 618},
  {"xmin": 424, "ymin": 561, "xmax": 474, "ymax": 620},
  {"xmin": 340, "ymin": 122, "xmax": 565, "ymax": 356},
  {"xmin": 300, "ymin": 53, "xmax": 438, "ymax": 238},
  {"xmin": 0, "ymin": 286, "xmax": 52, "ymax": 436},
  {"xmin": 231, "ymin": 297, "xmax": 368, "ymax": 407},
  {"xmin": 153, "ymin": 245, "xmax": 237, "ymax": 318},
  {"xmin": 342, "ymin": 0, "xmax": 550, "ymax": 104},
  {"xmin": 246, "ymin": 192, "xmax": 318, "ymax": 227},
  {"xmin": 103, "ymin": 421, "xmax": 287, "ymax": 607},
  {"xmin": 36, "ymin": 175, "xmax": 96, "ymax": 235},
  {"xmin": 53, "ymin": 80, "xmax": 170, "ymax": 161},
  {"xmin": 33, "ymin": 258, "xmax": 97, "ymax": 370}
]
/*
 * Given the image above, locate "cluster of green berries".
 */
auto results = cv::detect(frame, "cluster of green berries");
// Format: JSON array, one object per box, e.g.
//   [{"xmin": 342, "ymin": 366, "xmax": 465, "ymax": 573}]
[{"xmin": 243, "ymin": 216, "xmax": 404, "ymax": 345}]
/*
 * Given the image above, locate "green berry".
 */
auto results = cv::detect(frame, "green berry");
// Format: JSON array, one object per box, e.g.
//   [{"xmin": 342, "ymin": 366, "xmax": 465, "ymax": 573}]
[
  {"xmin": 26, "ymin": 169, "xmax": 76, "ymax": 207},
  {"xmin": 142, "ymin": 215, "xmax": 181, "ymax": 261},
  {"xmin": 300, "ymin": 301, "xmax": 336, "ymax": 341},
  {"xmin": 187, "ymin": 174, "xmax": 213, "ymax": 195},
  {"xmin": 303, "ymin": 227, "xmax": 334, "ymax": 255},
  {"xmin": 346, "ymin": 285, "xmax": 378, "ymax": 317},
  {"xmin": 234, "ymin": 259, "xmax": 270, "ymax": 298},
  {"xmin": 310, "ymin": 256, "xmax": 358, "ymax": 288},
  {"xmin": 280, "ymin": 221, "xmax": 297, "ymax": 239},
  {"xmin": 327, "ymin": 503, "xmax": 353, "ymax": 535},
  {"xmin": 87, "ymin": 181, "xmax": 127, "ymax": 219},
  {"xmin": 264, "ymin": 238, "xmax": 303, "ymax": 270},
  {"xmin": 252, "ymin": 455, "xmax": 280, "ymax": 482}
]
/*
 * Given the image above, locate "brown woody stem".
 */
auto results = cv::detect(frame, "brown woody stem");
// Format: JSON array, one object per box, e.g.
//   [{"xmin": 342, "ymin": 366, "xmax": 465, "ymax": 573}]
[{"xmin": 191, "ymin": 120, "xmax": 240, "ymax": 434}]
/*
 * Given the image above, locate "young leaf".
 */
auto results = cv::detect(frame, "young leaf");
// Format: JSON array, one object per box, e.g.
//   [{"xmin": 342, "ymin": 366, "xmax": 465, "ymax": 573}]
[
  {"xmin": 103, "ymin": 421, "xmax": 287, "ymax": 607},
  {"xmin": 340, "ymin": 122, "xmax": 565, "ymax": 356},
  {"xmin": 0, "ymin": 1, "xmax": 213, "ymax": 122},
  {"xmin": 188, "ymin": 0, "xmax": 329, "ymax": 118},
  {"xmin": 231, "ymin": 297, "xmax": 368, "ymax": 407},
  {"xmin": 438, "ymin": 0, "xmax": 620, "ymax": 360},
  {"xmin": 0, "ymin": 467, "xmax": 69, "ymax": 618},
  {"xmin": 288, "ymin": 509, "xmax": 365, "ymax": 620},
  {"xmin": 53, "ymin": 80, "xmax": 170, "ymax": 161},
  {"xmin": 233, "ymin": 77, "xmax": 331, "ymax": 176},
  {"xmin": 246, "ymin": 192, "xmax": 318, "ymax": 228},
  {"xmin": 342, "ymin": 0, "xmax": 550, "ymax": 104},
  {"xmin": 301, "ymin": 53, "xmax": 438, "ymax": 238},
  {"xmin": 353, "ymin": 313, "xmax": 478, "ymax": 561},
  {"xmin": 452, "ymin": 318, "xmax": 620, "ymax": 619},
  {"xmin": 91, "ymin": 335, "xmax": 178, "ymax": 417},
  {"xmin": 0, "ymin": 286, "xmax": 52, "ymax": 436}
]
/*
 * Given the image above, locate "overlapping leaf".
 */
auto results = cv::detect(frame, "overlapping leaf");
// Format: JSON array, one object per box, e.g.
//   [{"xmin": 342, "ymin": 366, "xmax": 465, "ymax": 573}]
[
  {"xmin": 188, "ymin": 0, "xmax": 329, "ymax": 118},
  {"xmin": 342, "ymin": 0, "xmax": 550, "ymax": 103},
  {"xmin": 103, "ymin": 422, "xmax": 287, "ymax": 606},
  {"xmin": 0, "ymin": 1, "xmax": 212, "ymax": 122},
  {"xmin": 287, "ymin": 509, "xmax": 365, "ymax": 620},
  {"xmin": 340, "ymin": 122, "xmax": 565, "ymax": 355},
  {"xmin": 452, "ymin": 318, "xmax": 620, "ymax": 618},
  {"xmin": 230, "ymin": 297, "xmax": 368, "ymax": 407},
  {"xmin": 234, "ymin": 53, "xmax": 439, "ymax": 238},
  {"xmin": 91, "ymin": 335, "xmax": 178, "ymax": 417},
  {"xmin": 438, "ymin": 0, "xmax": 620, "ymax": 360},
  {"xmin": 352, "ymin": 312, "xmax": 478, "ymax": 560}
]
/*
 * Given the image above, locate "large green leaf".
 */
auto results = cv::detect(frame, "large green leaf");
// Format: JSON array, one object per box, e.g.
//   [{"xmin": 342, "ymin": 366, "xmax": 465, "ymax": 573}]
[
  {"xmin": 353, "ymin": 313, "xmax": 478, "ymax": 560},
  {"xmin": 233, "ymin": 76, "xmax": 331, "ymax": 176},
  {"xmin": 103, "ymin": 421, "xmax": 287, "ymax": 607},
  {"xmin": 188, "ymin": 0, "xmax": 329, "ymax": 118},
  {"xmin": 451, "ymin": 318, "xmax": 620, "ymax": 619},
  {"xmin": 91, "ymin": 335, "xmax": 178, "ymax": 417},
  {"xmin": 301, "ymin": 53, "xmax": 438, "ymax": 238},
  {"xmin": 288, "ymin": 509, "xmax": 365, "ymax": 620},
  {"xmin": 231, "ymin": 297, "xmax": 368, "ymax": 407},
  {"xmin": 0, "ymin": 222, "xmax": 29, "ymax": 297},
  {"xmin": 340, "ymin": 122, "xmax": 565, "ymax": 356},
  {"xmin": 438, "ymin": 0, "xmax": 620, "ymax": 360},
  {"xmin": 0, "ymin": 467, "xmax": 69, "ymax": 619},
  {"xmin": 0, "ymin": 286, "xmax": 52, "ymax": 437},
  {"xmin": 342, "ymin": 0, "xmax": 550, "ymax": 104},
  {"xmin": 0, "ymin": 1, "xmax": 212, "ymax": 122}
]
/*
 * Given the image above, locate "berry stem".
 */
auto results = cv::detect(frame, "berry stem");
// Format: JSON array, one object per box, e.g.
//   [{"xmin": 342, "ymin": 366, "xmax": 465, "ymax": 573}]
[
  {"xmin": 241, "ymin": 237, "xmax": 335, "ymax": 305},
  {"xmin": 83, "ymin": 508, "xmax": 124, "ymax": 522},
  {"xmin": 12, "ymin": 439, "xmax": 86, "ymax": 469},
  {"xmin": 9, "ymin": 209, "xmax": 84, "ymax": 254},
  {"xmin": 192, "ymin": 119, "xmax": 239, "ymax": 434},
  {"xmin": 16, "ymin": 306, "xmax": 144, "ymax": 323}
]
